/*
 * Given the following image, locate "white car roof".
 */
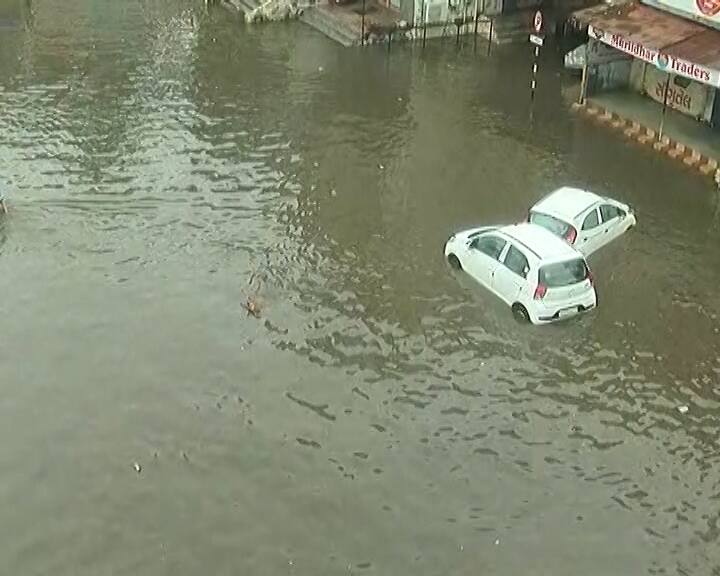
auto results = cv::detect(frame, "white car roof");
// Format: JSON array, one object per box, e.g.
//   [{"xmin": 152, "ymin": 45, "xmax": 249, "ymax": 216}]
[
  {"xmin": 499, "ymin": 223, "xmax": 582, "ymax": 262},
  {"xmin": 532, "ymin": 187, "xmax": 602, "ymax": 221}
]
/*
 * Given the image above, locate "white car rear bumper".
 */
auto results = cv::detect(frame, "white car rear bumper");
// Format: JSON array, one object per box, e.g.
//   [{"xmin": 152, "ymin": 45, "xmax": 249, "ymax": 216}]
[{"xmin": 530, "ymin": 290, "xmax": 597, "ymax": 324}]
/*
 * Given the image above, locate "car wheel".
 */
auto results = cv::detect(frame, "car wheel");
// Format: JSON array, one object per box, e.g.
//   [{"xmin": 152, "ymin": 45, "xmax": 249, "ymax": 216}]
[
  {"xmin": 512, "ymin": 303, "xmax": 530, "ymax": 324},
  {"xmin": 447, "ymin": 254, "xmax": 462, "ymax": 270}
]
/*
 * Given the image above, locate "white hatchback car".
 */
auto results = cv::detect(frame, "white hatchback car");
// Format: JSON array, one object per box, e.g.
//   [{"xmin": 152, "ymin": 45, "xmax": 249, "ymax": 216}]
[
  {"xmin": 528, "ymin": 187, "xmax": 636, "ymax": 256},
  {"xmin": 444, "ymin": 223, "xmax": 597, "ymax": 324}
]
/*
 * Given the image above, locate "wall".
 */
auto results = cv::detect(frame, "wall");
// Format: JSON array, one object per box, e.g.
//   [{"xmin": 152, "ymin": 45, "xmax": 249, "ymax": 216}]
[
  {"xmin": 628, "ymin": 60, "xmax": 715, "ymax": 123},
  {"xmin": 712, "ymin": 90, "xmax": 720, "ymax": 128},
  {"xmin": 588, "ymin": 60, "xmax": 632, "ymax": 94},
  {"xmin": 629, "ymin": 59, "xmax": 645, "ymax": 92},
  {"xmin": 502, "ymin": 0, "xmax": 542, "ymax": 12},
  {"xmin": 412, "ymin": 0, "xmax": 501, "ymax": 27},
  {"xmin": 401, "ymin": 0, "xmax": 414, "ymax": 23},
  {"xmin": 642, "ymin": 65, "xmax": 713, "ymax": 121}
]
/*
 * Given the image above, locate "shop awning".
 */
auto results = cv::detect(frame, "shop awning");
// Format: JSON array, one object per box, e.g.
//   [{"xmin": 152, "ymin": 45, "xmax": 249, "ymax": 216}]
[
  {"xmin": 667, "ymin": 29, "xmax": 720, "ymax": 73},
  {"xmin": 572, "ymin": 1, "xmax": 720, "ymax": 88}
]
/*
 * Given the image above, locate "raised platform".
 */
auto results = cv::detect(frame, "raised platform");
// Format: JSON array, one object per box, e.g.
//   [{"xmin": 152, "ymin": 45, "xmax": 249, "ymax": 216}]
[
  {"xmin": 298, "ymin": 2, "xmax": 535, "ymax": 47},
  {"xmin": 300, "ymin": 1, "xmax": 403, "ymax": 47}
]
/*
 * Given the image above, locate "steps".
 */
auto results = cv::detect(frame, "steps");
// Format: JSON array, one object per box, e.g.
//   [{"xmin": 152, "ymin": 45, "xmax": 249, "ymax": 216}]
[{"xmin": 299, "ymin": 6, "xmax": 359, "ymax": 47}]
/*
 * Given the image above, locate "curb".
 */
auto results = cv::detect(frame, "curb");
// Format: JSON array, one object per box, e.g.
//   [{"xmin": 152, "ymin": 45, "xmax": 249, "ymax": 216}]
[{"xmin": 572, "ymin": 102, "xmax": 720, "ymax": 183}]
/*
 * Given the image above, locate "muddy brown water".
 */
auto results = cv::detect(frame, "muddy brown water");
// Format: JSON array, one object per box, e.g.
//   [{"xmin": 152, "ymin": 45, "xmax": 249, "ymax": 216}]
[{"xmin": 1, "ymin": 0, "xmax": 720, "ymax": 574}]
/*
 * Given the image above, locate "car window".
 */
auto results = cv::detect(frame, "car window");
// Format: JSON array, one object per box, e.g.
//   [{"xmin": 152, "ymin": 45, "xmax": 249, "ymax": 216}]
[
  {"xmin": 582, "ymin": 209, "xmax": 599, "ymax": 230},
  {"xmin": 503, "ymin": 245, "xmax": 529, "ymax": 278},
  {"xmin": 473, "ymin": 234, "xmax": 506, "ymax": 260},
  {"xmin": 528, "ymin": 212, "xmax": 571, "ymax": 238},
  {"xmin": 600, "ymin": 204, "xmax": 623, "ymax": 222},
  {"xmin": 539, "ymin": 259, "xmax": 588, "ymax": 287}
]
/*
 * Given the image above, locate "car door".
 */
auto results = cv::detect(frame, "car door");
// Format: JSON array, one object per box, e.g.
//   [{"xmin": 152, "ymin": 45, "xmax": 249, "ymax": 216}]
[
  {"xmin": 465, "ymin": 233, "xmax": 507, "ymax": 290},
  {"xmin": 599, "ymin": 203, "xmax": 626, "ymax": 244},
  {"xmin": 577, "ymin": 207, "xmax": 604, "ymax": 255},
  {"xmin": 492, "ymin": 243, "xmax": 529, "ymax": 304}
]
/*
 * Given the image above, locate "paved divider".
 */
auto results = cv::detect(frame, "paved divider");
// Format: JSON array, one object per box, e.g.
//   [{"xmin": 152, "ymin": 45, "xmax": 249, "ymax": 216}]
[{"xmin": 571, "ymin": 102, "xmax": 719, "ymax": 183}]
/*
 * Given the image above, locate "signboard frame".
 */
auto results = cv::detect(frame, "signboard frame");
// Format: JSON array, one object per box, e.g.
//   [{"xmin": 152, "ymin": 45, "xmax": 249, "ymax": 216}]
[{"xmin": 588, "ymin": 24, "xmax": 720, "ymax": 87}]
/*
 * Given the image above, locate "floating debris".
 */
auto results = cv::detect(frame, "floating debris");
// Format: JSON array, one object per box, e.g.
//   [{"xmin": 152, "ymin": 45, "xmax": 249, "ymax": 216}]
[
  {"xmin": 330, "ymin": 189, "xmax": 337, "ymax": 197},
  {"xmin": 133, "ymin": 462, "xmax": 142, "ymax": 474},
  {"xmin": 677, "ymin": 405, "xmax": 689, "ymax": 414},
  {"xmin": 244, "ymin": 297, "xmax": 261, "ymax": 318}
]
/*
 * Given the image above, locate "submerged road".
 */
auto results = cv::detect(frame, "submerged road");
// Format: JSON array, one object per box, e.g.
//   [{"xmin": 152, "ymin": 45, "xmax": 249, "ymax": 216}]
[{"xmin": 1, "ymin": 0, "xmax": 719, "ymax": 574}]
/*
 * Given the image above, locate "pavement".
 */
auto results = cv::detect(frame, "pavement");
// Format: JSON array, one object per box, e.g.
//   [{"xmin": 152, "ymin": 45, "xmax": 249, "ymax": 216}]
[{"xmin": 589, "ymin": 91, "xmax": 720, "ymax": 163}]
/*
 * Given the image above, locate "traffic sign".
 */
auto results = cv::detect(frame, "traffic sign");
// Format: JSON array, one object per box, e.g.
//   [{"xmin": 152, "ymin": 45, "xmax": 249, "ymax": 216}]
[
  {"xmin": 533, "ymin": 10, "xmax": 543, "ymax": 33},
  {"xmin": 529, "ymin": 34, "xmax": 544, "ymax": 47}
]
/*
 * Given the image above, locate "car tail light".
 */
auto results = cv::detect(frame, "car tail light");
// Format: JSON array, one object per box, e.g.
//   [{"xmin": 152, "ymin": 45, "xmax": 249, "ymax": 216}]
[
  {"xmin": 586, "ymin": 266, "xmax": 594, "ymax": 286},
  {"xmin": 534, "ymin": 283, "xmax": 547, "ymax": 300},
  {"xmin": 565, "ymin": 226, "xmax": 577, "ymax": 244}
]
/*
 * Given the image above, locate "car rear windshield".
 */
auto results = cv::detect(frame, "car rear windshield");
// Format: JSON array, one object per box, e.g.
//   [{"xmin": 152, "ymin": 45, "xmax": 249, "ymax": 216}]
[
  {"xmin": 539, "ymin": 259, "xmax": 588, "ymax": 287},
  {"xmin": 529, "ymin": 212, "xmax": 571, "ymax": 237}
]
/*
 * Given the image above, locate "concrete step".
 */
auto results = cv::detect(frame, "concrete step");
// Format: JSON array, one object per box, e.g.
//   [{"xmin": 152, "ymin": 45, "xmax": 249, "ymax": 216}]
[{"xmin": 300, "ymin": 7, "xmax": 359, "ymax": 47}]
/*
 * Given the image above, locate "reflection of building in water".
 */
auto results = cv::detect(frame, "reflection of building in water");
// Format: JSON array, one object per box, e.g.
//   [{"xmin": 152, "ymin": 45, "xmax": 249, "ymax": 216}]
[{"xmin": 286, "ymin": 34, "xmax": 413, "ymax": 246}]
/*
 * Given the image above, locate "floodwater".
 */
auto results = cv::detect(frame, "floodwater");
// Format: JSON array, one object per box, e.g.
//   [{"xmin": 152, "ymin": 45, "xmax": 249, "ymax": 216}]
[{"xmin": 1, "ymin": 0, "xmax": 720, "ymax": 574}]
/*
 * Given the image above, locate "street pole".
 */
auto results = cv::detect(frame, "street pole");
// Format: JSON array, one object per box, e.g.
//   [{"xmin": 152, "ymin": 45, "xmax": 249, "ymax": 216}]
[
  {"xmin": 578, "ymin": 44, "xmax": 589, "ymax": 105},
  {"xmin": 658, "ymin": 73, "xmax": 671, "ymax": 140},
  {"xmin": 530, "ymin": 43, "xmax": 539, "ymax": 102},
  {"xmin": 579, "ymin": 64, "xmax": 588, "ymax": 105},
  {"xmin": 487, "ymin": 17, "xmax": 493, "ymax": 56}
]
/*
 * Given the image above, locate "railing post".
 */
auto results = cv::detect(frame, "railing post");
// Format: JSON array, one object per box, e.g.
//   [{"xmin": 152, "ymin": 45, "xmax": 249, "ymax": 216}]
[
  {"xmin": 422, "ymin": 0, "xmax": 427, "ymax": 48},
  {"xmin": 361, "ymin": 0, "xmax": 366, "ymax": 45},
  {"xmin": 486, "ymin": 16, "xmax": 492, "ymax": 55}
]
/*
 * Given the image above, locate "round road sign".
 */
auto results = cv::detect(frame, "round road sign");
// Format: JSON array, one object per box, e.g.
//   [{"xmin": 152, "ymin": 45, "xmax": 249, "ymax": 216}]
[{"xmin": 533, "ymin": 10, "xmax": 543, "ymax": 33}]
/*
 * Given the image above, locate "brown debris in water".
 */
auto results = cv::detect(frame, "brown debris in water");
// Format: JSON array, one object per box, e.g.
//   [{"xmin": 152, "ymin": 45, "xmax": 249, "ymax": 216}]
[{"xmin": 244, "ymin": 297, "xmax": 261, "ymax": 318}]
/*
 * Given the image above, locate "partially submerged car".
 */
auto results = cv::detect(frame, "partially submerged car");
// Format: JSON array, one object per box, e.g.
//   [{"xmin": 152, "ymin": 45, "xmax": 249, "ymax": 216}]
[
  {"xmin": 528, "ymin": 187, "xmax": 636, "ymax": 256},
  {"xmin": 444, "ymin": 223, "xmax": 597, "ymax": 324}
]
